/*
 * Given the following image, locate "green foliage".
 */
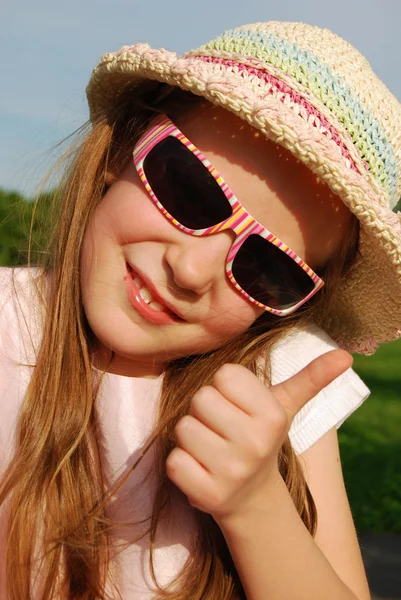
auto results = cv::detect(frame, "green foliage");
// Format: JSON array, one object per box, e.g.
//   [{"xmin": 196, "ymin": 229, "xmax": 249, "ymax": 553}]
[
  {"xmin": 340, "ymin": 340, "xmax": 401, "ymax": 532},
  {"xmin": 0, "ymin": 188, "xmax": 53, "ymax": 266}
]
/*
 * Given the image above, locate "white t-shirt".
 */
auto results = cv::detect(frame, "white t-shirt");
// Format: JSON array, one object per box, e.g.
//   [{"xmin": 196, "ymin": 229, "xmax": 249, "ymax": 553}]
[{"xmin": 0, "ymin": 267, "xmax": 369, "ymax": 599}]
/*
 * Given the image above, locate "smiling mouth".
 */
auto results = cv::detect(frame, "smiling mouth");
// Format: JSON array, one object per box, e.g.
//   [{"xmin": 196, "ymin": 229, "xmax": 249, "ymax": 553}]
[{"xmin": 125, "ymin": 262, "xmax": 183, "ymax": 321}]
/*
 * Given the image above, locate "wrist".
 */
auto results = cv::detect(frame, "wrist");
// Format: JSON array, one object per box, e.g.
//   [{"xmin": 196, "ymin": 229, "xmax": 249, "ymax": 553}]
[{"xmin": 213, "ymin": 468, "xmax": 286, "ymax": 532}]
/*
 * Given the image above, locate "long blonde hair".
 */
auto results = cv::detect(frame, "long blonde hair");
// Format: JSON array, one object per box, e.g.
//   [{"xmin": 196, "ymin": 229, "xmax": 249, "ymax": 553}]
[{"xmin": 0, "ymin": 84, "xmax": 359, "ymax": 600}]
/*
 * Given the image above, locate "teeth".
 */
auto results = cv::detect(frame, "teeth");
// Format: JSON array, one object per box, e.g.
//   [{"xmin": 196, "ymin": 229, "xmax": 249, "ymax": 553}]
[
  {"xmin": 139, "ymin": 286, "xmax": 153, "ymax": 304},
  {"xmin": 130, "ymin": 266, "xmax": 173, "ymax": 314},
  {"xmin": 149, "ymin": 301, "xmax": 164, "ymax": 312}
]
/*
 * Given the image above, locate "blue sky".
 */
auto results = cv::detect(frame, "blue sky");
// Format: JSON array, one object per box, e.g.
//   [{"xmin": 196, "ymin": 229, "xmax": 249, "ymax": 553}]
[{"xmin": 2, "ymin": 0, "xmax": 401, "ymax": 196}]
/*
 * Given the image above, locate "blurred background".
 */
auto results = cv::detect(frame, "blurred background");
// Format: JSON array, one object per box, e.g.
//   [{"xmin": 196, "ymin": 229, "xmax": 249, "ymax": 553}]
[{"xmin": 1, "ymin": 1, "xmax": 401, "ymax": 598}]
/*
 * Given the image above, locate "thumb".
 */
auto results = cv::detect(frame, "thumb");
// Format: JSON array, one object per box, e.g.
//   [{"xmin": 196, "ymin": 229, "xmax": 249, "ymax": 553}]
[{"xmin": 270, "ymin": 349, "xmax": 353, "ymax": 423}]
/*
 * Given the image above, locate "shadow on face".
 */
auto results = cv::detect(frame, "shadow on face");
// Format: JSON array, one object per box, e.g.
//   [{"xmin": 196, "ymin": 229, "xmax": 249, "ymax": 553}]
[{"xmin": 174, "ymin": 104, "xmax": 355, "ymax": 272}]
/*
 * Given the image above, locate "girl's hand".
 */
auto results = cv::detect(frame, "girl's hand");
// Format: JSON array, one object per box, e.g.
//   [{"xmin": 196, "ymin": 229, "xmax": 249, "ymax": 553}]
[{"xmin": 166, "ymin": 349, "xmax": 352, "ymax": 524}]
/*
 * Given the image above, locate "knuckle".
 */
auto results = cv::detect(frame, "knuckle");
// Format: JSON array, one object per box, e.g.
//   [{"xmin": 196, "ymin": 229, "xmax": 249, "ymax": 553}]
[
  {"xmin": 250, "ymin": 437, "xmax": 269, "ymax": 460},
  {"xmin": 192, "ymin": 386, "xmax": 213, "ymax": 410},
  {"xmin": 267, "ymin": 407, "xmax": 288, "ymax": 433},
  {"xmin": 242, "ymin": 432, "xmax": 268, "ymax": 460},
  {"xmin": 166, "ymin": 447, "xmax": 182, "ymax": 471},
  {"xmin": 175, "ymin": 415, "xmax": 194, "ymax": 435},
  {"xmin": 206, "ymin": 486, "xmax": 226, "ymax": 512},
  {"xmin": 228, "ymin": 459, "xmax": 249, "ymax": 482},
  {"xmin": 214, "ymin": 363, "xmax": 240, "ymax": 384},
  {"xmin": 307, "ymin": 360, "xmax": 324, "ymax": 390}
]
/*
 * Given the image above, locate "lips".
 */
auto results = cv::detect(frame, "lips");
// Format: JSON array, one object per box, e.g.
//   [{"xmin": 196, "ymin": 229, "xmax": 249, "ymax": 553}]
[{"xmin": 125, "ymin": 262, "xmax": 184, "ymax": 324}]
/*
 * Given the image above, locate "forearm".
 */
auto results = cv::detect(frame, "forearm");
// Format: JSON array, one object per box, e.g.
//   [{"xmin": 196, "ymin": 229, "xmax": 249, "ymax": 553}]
[{"xmin": 216, "ymin": 473, "xmax": 360, "ymax": 600}]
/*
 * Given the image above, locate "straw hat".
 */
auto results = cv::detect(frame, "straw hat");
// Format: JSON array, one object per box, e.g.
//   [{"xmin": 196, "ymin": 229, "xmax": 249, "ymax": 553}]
[{"xmin": 86, "ymin": 21, "xmax": 401, "ymax": 354}]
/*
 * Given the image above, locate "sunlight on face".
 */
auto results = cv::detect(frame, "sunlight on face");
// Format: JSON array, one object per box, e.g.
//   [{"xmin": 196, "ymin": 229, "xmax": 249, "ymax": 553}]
[{"xmin": 80, "ymin": 104, "xmax": 354, "ymax": 378}]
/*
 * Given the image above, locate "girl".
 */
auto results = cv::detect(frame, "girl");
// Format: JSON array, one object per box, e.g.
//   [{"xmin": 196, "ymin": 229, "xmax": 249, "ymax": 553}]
[{"xmin": 1, "ymin": 20, "xmax": 400, "ymax": 600}]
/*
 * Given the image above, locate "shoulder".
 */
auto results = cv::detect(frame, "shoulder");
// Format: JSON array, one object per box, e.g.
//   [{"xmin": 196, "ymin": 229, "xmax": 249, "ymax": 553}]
[
  {"xmin": 0, "ymin": 265, "xmax": 41, "ymax": 303},
  {"xmin": 270, "ymin": 322, "xmax": 341, "ymax": 381},
  {"xmin": 0, "ymin": 267, "xmax": 23, "ymax": 352},
  {"xmin": 269, "ymin": 323, "xmax": 370, "ymax": 454},
  {"xmin": 0, "ymin": 266, "xmax": 44, "ymax": 364},
  {"xmin": 0, "ymin": 267, "xmax": 45, "ymax": 468}
]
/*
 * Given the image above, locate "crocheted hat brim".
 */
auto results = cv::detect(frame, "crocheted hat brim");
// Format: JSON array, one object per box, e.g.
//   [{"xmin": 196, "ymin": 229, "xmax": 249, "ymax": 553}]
[{"xmin": 86, "ymin": 45, "xmax": 401, "ymax": 354}]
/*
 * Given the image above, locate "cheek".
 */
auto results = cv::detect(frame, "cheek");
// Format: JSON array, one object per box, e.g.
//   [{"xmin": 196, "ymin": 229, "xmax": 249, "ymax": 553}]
[
  {"xmin": 80, "ymin": 208, "xmax": 115, "ymax": 290},
  {"xmin": 80, "ymin": 183, "xmax": 167, "ymax": 277},
  {"xmin": 202, "ymin": 293, "xmax": 263, "ymax": 342},
  {"xmin": 80, "ymin": 219, "xmax": 98, "ymax": 287},
  {"xmin": 94, "ymin": 177, "xmax": 162, "ymax": 237}
]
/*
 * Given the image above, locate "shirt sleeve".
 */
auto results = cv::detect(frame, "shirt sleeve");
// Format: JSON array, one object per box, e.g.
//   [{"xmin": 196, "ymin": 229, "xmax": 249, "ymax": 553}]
[{"xmin": 269, "ymin": 323, "xmax": 370, "ymax": 455}]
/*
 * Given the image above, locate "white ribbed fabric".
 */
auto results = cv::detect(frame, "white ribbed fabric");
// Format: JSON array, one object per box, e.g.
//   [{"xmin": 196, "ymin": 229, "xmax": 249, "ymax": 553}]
[
  {"xmin": 269, "ymin": 324, "xmax": 369, "ymax": 454},
  {"xmin": 0, "ymin": 267, "xmax": 369, "ymax": 598}
]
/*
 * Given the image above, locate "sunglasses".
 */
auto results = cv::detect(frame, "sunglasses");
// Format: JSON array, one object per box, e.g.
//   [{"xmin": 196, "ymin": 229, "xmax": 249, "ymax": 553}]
[{"xmin": 133, "ymin": 114, "xmax": 324, "ymax": 316}]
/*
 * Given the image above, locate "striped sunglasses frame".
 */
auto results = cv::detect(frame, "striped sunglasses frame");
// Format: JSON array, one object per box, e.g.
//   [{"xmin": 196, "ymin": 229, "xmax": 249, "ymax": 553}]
[{"xmin": 133, "ymin": 114, "xmax": 324, "ymax": 316}]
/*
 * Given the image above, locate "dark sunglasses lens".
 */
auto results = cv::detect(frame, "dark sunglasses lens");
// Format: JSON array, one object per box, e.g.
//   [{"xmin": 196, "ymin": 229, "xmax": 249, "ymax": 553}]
[
  {"xmin": 143, "ymin": 137, "xmax": 232, "ymax": 229},
  {"xmin": 232, "ymin": 235, "xmax": 316, "ymax": 310}
]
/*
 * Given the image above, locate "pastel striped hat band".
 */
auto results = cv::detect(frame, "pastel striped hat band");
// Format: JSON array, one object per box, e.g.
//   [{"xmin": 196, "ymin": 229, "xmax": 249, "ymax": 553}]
[{"xmin": 86, "ymin": 21, "xmax": 401, "ymax": 354}]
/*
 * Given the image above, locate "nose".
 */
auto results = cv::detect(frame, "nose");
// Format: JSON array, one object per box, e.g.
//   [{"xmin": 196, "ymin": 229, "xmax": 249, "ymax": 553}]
[{"xmin": 164, "ymin": 230, "xmax": 235, "ymax": 295}]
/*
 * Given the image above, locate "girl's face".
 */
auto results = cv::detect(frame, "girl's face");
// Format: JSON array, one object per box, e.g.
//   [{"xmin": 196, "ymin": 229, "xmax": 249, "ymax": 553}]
[{"xmin": 80, "ymin": 106, "xmax": 352, "ymax": 377}]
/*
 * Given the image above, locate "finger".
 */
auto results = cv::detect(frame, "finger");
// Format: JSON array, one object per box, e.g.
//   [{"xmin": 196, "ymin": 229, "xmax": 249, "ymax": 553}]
[
  {"xmin": 175, "ymin": 415, "xmax": 226, "ymax": 472},
  {"xmin": 189, "ymin": 386, "xmax": 250, "ymax": 441},
  {"xmin": 166, "ymin": 446, "xmax": 213, "ymax": 508},
  {"xmin": 212, "ymin": 363, "xmax": 274, "ymax": 416},
  {"xmin": 271, "ymin": 349, "xmax": 353, "ymax": 421}
]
